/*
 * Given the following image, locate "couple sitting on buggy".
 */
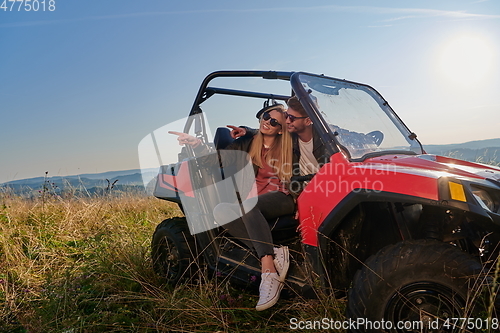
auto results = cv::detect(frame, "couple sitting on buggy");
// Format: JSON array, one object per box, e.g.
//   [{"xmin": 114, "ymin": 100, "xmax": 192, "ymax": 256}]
[{"xmin": 170, "ymin": 96, "xmax": 327, "ymax": 311}]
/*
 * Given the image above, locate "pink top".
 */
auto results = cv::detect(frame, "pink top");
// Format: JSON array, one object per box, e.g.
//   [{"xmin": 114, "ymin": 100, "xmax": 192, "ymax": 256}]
[{"xmin": 255, "ymin": 148, "xmax": 288, "ymax": 195}]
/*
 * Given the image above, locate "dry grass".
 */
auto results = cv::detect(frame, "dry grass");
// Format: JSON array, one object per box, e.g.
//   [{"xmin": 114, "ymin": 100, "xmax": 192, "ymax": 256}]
[
  {"xmin": 0, "ymin": 191, "xmax": 344, "ymax": 333},
  {"xmin": 2, "ymin": 182, "xmax": 499, "ymax": 332}
]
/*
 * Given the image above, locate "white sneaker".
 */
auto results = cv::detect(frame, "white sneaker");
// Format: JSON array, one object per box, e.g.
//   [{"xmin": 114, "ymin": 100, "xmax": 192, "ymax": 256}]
[
  {"xmin": 273, "ymin": 246, "xmax": 290, "ymax": 282},
  {"xmin": 255, "ymin": 271, "xmax": 283, "ymax": 311}
]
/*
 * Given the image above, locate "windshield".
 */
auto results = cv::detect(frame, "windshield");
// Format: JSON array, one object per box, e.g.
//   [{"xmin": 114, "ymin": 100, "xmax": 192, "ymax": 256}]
[{"xmin": 296, "ymin": 73, "xmax": 423, "ymax": 160}]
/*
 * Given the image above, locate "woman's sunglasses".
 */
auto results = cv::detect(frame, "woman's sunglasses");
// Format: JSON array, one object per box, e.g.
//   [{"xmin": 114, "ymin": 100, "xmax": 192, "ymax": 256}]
[
  {"xmin": 262, "ymin": 111, "xmax": 282, "ymax": 127},
  {"xmin": 284, "ymin": 112, "xmax": 308, "ymax": 122}
]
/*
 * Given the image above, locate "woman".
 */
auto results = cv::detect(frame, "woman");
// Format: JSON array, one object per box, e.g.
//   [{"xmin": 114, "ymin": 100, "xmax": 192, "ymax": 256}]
[{"xmin": 170, "ymin": 104, "xmax": 294, "ymax": 311}]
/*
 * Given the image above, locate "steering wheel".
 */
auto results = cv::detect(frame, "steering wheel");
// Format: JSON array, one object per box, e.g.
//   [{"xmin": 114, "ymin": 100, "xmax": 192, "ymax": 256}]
[{"xmin": 366, "ymin": 130, "xmax": 384, "ymax": 146}]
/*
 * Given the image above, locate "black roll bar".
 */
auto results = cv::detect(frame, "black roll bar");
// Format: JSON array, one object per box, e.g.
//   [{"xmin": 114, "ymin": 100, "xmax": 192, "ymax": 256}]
[{"xmin": 183, "ymin": 71, "xmax": 293, "ymax": 134}]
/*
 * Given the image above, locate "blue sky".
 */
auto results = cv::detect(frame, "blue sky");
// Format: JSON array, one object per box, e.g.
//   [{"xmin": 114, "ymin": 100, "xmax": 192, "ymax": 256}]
[{"xmin": 1, "ymin": 0, "xmax": 499, "ymax": 183}]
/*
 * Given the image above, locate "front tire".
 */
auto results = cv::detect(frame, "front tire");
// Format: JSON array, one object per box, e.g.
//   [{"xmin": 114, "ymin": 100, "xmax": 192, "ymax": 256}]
[
  {"xmin": 347, "ymin": 239, "xmax": 485, "ymax": 332},
  {"xmin": 151, "ymin": 217, "xmax": 197, "ymax": 285}
]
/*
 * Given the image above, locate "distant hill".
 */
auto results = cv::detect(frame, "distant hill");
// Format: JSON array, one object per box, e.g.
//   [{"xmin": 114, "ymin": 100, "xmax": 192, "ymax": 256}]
[
  {"xmin": 3, "ymin": 169, "xmax": 144, "ymax": 186},
  {"xmin": 1, "ymin": 170, "xmax": 147, "ymax": 198},
  {"xmin": 2, "ymin": 138, "xmax": 499, "ymax": 197},
  {"xmin": 424, "ymin": 138, "xmax": 500, "ymax": 152},
  {"xmin": 424, "ymin": 138, "xmax": 500, "ymax": 165},
  {"xmin": 424, "ymin": 147, "xmax": 500, "ymax": 165}
]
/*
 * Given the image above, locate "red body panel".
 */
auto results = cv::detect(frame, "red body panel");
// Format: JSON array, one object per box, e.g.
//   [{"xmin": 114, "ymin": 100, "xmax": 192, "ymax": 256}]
[
  {"xmin": 158, "ymin": 161, "xmax": 195, "ymax": 197},
  {"xmin": 297, "ymin": 152, "xmax": 500, "ymax": 247}
]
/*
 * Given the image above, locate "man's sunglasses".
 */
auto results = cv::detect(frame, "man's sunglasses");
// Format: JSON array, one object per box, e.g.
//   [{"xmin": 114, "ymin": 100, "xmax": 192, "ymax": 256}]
[
  {"xmin": 284, "ymin": 112, "xmax": 308, "ymax": 122},
  {"xmin": 262, "ymin": 111, "xmax": 282, "ymax": 127}
]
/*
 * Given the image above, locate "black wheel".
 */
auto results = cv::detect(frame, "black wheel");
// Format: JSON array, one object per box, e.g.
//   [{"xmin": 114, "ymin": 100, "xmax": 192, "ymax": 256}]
[
  {"xmin": 151, "ymin": 217, "xmax": 197, "ymax": 285},
  {"xmin": 347, "ymin": 239, "xmax": 486, "ymax": 333}
]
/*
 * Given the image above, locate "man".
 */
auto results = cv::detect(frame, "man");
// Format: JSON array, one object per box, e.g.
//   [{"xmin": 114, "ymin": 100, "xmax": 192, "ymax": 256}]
[{"xmin": 285, "ymin": 96, "xmax": 327, "ymax": 177}]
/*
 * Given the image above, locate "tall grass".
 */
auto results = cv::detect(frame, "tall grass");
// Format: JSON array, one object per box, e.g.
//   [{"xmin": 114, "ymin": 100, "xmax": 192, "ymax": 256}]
[{"xmin": 0, "ymin": 191, "xmax": 344, "ymax": 333}]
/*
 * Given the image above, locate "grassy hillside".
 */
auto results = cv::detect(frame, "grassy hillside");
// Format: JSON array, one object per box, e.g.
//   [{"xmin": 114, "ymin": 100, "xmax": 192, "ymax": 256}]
[
  {"xmin": 424, "ymin": 138, "xmax": 500, "ymax": 151},
  {"xmin": 2, "ymin": 171, "xmax": 145, "ymax": 198},
  {"xmin": 425, "ymin": 147, "xmax": 500, "ymax": 165},
  {"xmin": 423, "ymin": 138, "xmax": 500, "ymax": 165},
  {"xmin": 0, "ymin": 193, "xmax": 343, "ymax": 333}
]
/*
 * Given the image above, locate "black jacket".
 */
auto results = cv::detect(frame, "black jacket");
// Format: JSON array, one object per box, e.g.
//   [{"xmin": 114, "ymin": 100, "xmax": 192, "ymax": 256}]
[
  {"xmin": 194, "ymin": 135, "xmax": 259, "ymax": 175},
  {"xmin": 291, "ymin": 128, "xmax": 329, "ymax": 176},
  {"xmin": 243, "ymin": 127, "xmax": 329, "ymax": 177}
]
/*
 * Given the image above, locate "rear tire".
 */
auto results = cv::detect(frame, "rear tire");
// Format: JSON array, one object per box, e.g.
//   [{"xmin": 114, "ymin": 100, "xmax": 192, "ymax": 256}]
[
  {"xmin": 347, "ymin": 239, "xmax": 485, "ymax": 332},
  {"xmin": 151, "ymin": 217, "xmax": 197, "ymax": 285}
]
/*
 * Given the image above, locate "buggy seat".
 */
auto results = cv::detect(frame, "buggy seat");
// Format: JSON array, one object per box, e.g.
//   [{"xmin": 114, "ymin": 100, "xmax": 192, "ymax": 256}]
[{"xmin": 214, "ymin": 127, "xmax": 235, "ymax": 149}]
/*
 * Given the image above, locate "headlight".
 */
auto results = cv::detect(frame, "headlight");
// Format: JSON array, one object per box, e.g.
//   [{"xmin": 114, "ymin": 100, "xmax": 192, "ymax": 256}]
[{"xmin": 471, "ymin": 187, "xmax": 497, "ymax": 212}]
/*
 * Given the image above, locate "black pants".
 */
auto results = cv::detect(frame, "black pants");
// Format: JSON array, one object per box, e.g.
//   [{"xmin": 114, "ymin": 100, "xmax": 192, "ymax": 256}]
[{"xmin": 213, "ymin": 191, "xmax": 295, "ymax": 258}]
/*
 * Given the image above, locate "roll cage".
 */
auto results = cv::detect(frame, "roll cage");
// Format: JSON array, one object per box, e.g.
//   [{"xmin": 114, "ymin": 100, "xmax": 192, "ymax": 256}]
[{"xmin": 183, "ymin": 70, "xmax": 423, "ymax": 163}]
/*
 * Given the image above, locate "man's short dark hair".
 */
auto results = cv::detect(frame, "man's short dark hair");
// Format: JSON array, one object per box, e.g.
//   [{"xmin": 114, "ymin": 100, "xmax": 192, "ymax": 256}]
[{"xmin": 286, "ymin": 96, "xmax": 307, "ymax": 117}]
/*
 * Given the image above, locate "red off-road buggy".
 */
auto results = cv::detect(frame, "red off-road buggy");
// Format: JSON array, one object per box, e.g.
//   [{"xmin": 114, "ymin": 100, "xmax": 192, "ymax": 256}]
[{"xmin": 144, "ymin": 71, "xmax": 500, "ymax": 332}]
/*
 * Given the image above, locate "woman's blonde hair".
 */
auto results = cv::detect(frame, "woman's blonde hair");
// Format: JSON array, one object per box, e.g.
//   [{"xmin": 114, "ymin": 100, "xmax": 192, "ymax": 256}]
[{"xmin": 248, "ymin": 105, "xmax": 293, "ymax": 182}]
